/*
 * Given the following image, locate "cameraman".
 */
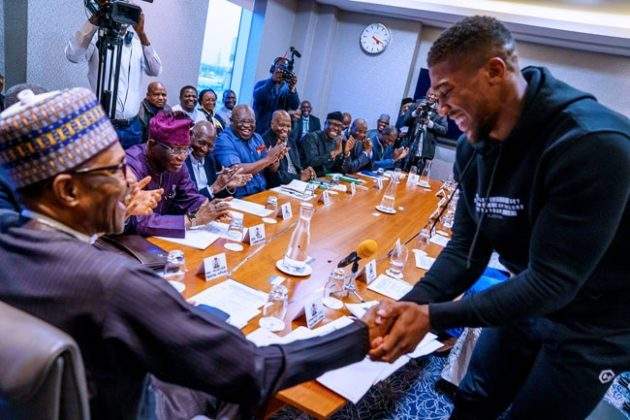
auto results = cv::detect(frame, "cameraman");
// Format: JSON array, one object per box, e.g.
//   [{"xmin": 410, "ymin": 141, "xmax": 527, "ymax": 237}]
[
  {"xmin": 400, "ymin": 93, "xmax": 448, "ymax": 172},
  {"xmin": 253, "ymin": 57, "xmax": 300, "ymax": 134},
  {"xmin": 65, "ymin": 1, "xmax": 162, "ymax": 120}
]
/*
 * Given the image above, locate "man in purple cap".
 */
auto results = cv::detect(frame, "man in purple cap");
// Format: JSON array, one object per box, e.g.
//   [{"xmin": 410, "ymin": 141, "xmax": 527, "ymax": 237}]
[{"xmin": 126, "ymin": 111, "xmax": 238, "ymax": 238}]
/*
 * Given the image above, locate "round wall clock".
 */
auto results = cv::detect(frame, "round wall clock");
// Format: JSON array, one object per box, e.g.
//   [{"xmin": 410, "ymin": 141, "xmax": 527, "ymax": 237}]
[{"xmin": 360, "ymin": 23, "xmax": 391, "ymax": 55}]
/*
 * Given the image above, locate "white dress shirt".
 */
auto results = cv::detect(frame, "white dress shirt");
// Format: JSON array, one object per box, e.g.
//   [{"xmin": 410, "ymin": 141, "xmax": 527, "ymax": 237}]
[
  {"xmin": 172, "ymin": 104, "xmax": 206, "ymax": 123},
  {"xmin": 190, "ymin": 155, "xmax": 211, "ymax": 196},
  {"xmin": 65, "ymin": 21, "xmax": 162, "ymax": 120},
  {"xmin": 217, "ymin": 106, "xmax": 232, "ymax": 124}
]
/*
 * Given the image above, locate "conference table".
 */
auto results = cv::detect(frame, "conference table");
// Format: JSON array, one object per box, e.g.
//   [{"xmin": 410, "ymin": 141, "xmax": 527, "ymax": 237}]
[{"xmin": 149, "ymin": 174, "xmax": 447, "ymax": 419}]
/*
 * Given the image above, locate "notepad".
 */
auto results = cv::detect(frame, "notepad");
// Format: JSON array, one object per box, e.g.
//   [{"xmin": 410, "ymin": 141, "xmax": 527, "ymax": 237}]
[{"xmin": 413, "ymin": 249, "xmax": 436, "ymax": 270}]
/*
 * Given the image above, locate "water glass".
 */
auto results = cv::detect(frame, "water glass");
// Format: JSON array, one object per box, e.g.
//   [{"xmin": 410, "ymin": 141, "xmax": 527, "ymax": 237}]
[
  {"xmin": 259, "ymin": 283, "xmax": 288, "ymax": 332},
  {"xmin": 227, "ymin": 211, "xmax": 244, "ymax": 240},
  {"xmin": 386, "ymin": 241, "xmax": 408, "ymax": 279}
]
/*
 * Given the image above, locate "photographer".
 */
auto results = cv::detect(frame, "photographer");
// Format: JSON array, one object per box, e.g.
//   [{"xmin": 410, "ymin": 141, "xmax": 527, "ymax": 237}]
[
  {"xmin": 400, "ymin": 93, "xmax": 448, "ymax": 172},
  {"xmin": 65, "ymin": 0, "xmax": 162, "ymax": 120},
  {"xmin": 253, "ymin": 56, "xmax": 300, "ymax": 134}
]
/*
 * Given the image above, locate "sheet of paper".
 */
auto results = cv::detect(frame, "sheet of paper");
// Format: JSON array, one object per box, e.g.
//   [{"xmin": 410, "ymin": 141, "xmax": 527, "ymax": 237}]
[
  {"xmin": 229, "ymin": 198, "xmax": 273, "ymax": 217},
  {"xmin": 190, "ymin": 279, "xmax": 267, "ymax": 328},
  {"xmin": 407, "ymin": 332, "xmax": 442, "ymax": 358},
  {"xmin": 367, "ymin": 274, "xmax": 413, "ymax": 300},
  {"xmin": 317, "ymin": 357, "xmax": 389, "ymax": 404},
  {"xmin": 413, "ymin": 249, "xmax": 436, "ymax": 270},
  {"xmin": 375, "ymin": 355, "xmax": 411, "ymax": 382},
  {"xmin": 345, "ymin": 301, "xmax": 378, "ymax": 319},
  {"xmin": 271, "ymin": 186, "xmax": 315, "ymax": 201},
  {"xmin": 430, "ymin": 234, "xmax": 449, "ymax": 247},
  {"xmin": 284, "ymin": 179, "xmax": 310, "ymax": 194},
  {"xmin": 156, "ymin": 229, "xmax": 219, "ymax": 250},
  {"xmin": 246, "ymin": 328, "xmax": 284, "ymax": 347}
]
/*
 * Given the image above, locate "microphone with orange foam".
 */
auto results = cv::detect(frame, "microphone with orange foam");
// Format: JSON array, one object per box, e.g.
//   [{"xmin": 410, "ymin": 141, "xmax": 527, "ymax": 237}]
[{"xmin": 337, "ymin": 239, "xmax": 378, "ymax": 268}]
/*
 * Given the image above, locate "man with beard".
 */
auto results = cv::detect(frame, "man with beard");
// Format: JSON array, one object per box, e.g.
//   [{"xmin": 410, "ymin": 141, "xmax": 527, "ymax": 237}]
[
  {"xmin": 185, "ymin": 121, "xmax": 252, "ymax": 199},
  {"xmin": 0, "ymin": 87, "xmax": 381, "ymax": 420},
  {"xmin": 367, "ymin": 16, "xmax": 630, "ymax": 419},
  {"xmin": 263, "ymin": 110, "xmax": 316, "ymax": 188},
  {"xmin": 126, "ymin": 111, "xmax": 231, "ymax": 238},
  {"xmin": 366, "ymin": 113, "xmax": 391, "ymax": 143},
  {"xmin": 172, "ymin": 85, "xmax": 205, "ymax": 122},
  {"xmin": 214, "ymin": 105, "xmax": 286, "ymax": 197},
  {"xmin": 340, "ymin": 118, "xmax": 373, "ymax": 174},
  {"xmin": 299, "ymin": 111, "xmax": 346, "ymax": 176},
  {"xmin": 217, "ymin": 89, "xmax": 237, "ymax": 123}
]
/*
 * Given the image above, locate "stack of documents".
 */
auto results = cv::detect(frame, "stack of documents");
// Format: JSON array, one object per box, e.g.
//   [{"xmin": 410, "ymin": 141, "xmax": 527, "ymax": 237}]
[
  {"xmin": 272, "ymin": 179, "xmax": 316, "ymax": 201},
  {"xmin": 413, "ymin": 250, "xmax": 436, "ymax": 270},
  {"xmin": 190, "ymin": 279, "xmax": 268, "ymax": 329}
]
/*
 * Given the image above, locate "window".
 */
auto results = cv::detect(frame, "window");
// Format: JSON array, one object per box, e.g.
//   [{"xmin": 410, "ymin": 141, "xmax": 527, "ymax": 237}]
[{"xmin": 197, "ymin": 0, "xmax": 252, "ymax": 100}]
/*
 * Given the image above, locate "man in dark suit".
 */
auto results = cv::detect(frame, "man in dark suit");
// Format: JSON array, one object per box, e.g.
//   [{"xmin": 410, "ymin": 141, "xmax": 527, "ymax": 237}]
[
  {"xmin": 185, "ymin": 121, "xmax": 251, "ymax": 199},
  {"xmin": 263, "ymin": 110, "xmax": 316, "ymax": 188},
  {"xmin": 295, "ymin": 100, "xmax": 321, "ymax": 139}
]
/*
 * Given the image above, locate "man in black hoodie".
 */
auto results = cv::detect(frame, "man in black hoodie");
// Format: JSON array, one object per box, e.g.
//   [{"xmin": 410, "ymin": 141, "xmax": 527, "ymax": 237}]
[{"xmin": 368, "ymin": 16, "xmax": 630, "ymax": 419}]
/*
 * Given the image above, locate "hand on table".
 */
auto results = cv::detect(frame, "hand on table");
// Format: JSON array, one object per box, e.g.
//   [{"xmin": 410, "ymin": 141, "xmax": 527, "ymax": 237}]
[{"xmin": 194, "ymin": 198, "xmax": 232, "ymax": 226}]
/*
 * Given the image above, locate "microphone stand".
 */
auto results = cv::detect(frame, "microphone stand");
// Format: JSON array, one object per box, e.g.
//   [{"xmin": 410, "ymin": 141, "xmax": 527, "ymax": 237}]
[{"xmin": 344, "ymin": 260, "xmax": 364, "ymax": 302}]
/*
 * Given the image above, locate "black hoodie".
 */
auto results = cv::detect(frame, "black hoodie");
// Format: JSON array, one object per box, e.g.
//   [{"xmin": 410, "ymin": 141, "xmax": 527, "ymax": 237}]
[{"xmin": 403, "ymin": 66, "xmax": 630, "ymax": 330}]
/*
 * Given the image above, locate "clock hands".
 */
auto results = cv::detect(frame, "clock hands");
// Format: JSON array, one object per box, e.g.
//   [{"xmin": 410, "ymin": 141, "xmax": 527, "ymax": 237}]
[{"xmin": 372, "ymin": 35, "xmax": 383, "ymax": 45}]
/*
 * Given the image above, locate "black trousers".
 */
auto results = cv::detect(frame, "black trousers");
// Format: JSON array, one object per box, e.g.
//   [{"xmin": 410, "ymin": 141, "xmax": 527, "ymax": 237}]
[{"xmin": 451, "ymin": 318, "xmax": 630, "ymax": 420}]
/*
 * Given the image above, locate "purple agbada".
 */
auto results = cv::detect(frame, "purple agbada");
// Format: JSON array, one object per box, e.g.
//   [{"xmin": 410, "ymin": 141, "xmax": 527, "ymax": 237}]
[{"xmin": 125, "ymin": 144, "xmax": 206, "ymax": 238}]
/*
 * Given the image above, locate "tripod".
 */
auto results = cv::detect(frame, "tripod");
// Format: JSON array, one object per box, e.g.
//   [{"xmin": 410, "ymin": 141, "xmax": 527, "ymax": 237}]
[{"xmin": 95, "ymin": 27, "xmax": 125, "ymax": 120}]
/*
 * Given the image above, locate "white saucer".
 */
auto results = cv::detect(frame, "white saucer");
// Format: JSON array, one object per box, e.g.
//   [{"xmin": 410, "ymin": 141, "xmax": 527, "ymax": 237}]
[
  {"xmin": 417, "ymin": 180, "xmax": 431, "ymax": 189},
  {"xmin": 322, "ymin": 296, "xmax": 344, "ymax": 310},
  {"xmin": 262, "ymin": 217, "xmax": 277, "ymax": 224},
  {"xmin": 375, "ymin": 205, "xmax": 397, "ymax": 214},
  {"xmin": 168, "ymin": 280, "xmax": 186, "ymax": 293},
  {"xmin": 224, "ymin": 242, "xmax": 244, "ymax": 252},
  {"xmin": 275, "ymin": 259, "xmax": 313, "ymax": 277}
]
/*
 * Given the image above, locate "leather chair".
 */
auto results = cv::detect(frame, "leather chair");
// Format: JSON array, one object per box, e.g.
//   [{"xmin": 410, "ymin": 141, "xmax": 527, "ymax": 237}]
[{"xmin": 0, "ymin": 301, "xmax": 90, "ymax": 420}]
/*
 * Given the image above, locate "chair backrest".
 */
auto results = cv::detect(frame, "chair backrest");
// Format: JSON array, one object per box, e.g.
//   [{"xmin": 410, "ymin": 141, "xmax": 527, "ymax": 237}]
[{"xmin": 0, "ymin": 301, "xmax": 90, "ymax": 420}]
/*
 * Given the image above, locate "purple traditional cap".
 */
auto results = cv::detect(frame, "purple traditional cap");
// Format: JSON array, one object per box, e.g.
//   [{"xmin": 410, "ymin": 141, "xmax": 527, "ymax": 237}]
[
  {"xmin": 149, "ymin": 111, "xmax": 193, "ymax": 147},
  {"xmin": 0, "ymin": 88, "xmax": 118, "ymax": 188}
]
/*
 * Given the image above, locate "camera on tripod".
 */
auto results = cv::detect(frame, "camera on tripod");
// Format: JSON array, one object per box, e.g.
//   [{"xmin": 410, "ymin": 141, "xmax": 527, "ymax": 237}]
[
  {"xmin": 276, "ymin": 47, "xmax": 301, "ymax": 83},
  {"xmin": 414, "ymin": 93, "xmax": 438, "ymax": 127},
  {"xmin": 85, "ymin": 0, "xmax": 146, "ymax": 33}
]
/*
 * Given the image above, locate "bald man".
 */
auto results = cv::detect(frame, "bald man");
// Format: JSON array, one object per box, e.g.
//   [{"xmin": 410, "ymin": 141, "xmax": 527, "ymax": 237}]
[
  {"xmin": 263, "ymin": 110, "xmax": 316, "ymax": 187},
  {"xmin": 185, "ymin": 121, "xmax": 252, "ymax": 199},
  {"xmin": 135, "ymin": 82, "xmax": 171, "ymax": 144}
]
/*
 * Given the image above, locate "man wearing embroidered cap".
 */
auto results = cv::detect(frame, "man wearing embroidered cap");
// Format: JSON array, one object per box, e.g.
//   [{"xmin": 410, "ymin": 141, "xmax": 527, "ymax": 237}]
[
  {"xmin": 125, "ymin": 111, "xmax": 236, "ymax": 238},
  {"xmin": 0, "ymin": 88, "xmax": 378, "ymax": 419},
  {"xmin": 299, "ymin": 110, "xmax": 346, "ymax": 176}
]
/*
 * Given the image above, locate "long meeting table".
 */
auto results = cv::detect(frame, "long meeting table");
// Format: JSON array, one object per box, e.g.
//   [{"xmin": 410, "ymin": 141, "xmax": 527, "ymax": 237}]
[{"xmin": 149, "ymin": 174, "xmax": 447, "ymax": 419}]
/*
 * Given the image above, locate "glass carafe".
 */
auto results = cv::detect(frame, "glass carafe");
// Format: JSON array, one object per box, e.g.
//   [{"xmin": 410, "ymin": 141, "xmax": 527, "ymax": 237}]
[
  {"xmin": 377, "ymin": 177, "xmax": 397, "ymax": 213},
  {"xmin": 283, "ymin": 202, "xmax": 314, "ymax": 270}
]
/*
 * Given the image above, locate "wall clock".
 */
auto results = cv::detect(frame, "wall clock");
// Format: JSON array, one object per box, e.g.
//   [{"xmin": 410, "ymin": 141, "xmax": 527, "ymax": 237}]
[{"xmin": 360, "ymin": 23, "xmax": 391, "ymax": 55}]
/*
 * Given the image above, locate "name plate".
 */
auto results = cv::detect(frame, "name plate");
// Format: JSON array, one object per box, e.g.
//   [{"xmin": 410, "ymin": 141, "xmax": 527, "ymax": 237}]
[
  {"xmin": 204, "ymin": 253, "xmax": 228, "ymax": 281},
  {"xmin": 244, "ymin": 223, "xmax": 266, "ymax": 246},
  {"xmin": 280, "ymin": 202, "xmax": 293, "ymax": 220},
  {"xmin": 363, "ymin": 259, "xmax": 378, "ymax": 284},
  {"xmin": 304, "ymin": 295, "xmax": 326, "ymax": 329}
]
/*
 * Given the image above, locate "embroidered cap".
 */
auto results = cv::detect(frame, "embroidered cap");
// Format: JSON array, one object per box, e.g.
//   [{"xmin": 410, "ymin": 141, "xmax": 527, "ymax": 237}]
[
  {"xmin": 149, "ymin": 111, "xmax": 194, "ymax": 147},
  {"xmin": 0, "ymin": 88, "xmax": 119, "ymax": 188}
]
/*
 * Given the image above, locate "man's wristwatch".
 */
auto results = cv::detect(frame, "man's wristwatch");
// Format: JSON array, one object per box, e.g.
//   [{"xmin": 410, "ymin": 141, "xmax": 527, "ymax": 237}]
[{"xmin": 186, "ymin": 211, "xmax": 198, "ymax": 227}]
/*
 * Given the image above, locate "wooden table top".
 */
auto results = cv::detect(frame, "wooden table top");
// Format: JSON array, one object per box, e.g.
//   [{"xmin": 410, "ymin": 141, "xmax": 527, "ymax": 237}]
[{"xmin": 149, "ymin": 175, "xmax": 446, "ymax": 419}]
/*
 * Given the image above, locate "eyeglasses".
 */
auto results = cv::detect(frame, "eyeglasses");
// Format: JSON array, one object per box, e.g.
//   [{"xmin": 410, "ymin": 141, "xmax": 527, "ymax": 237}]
[
  {"xmin": 157, "ymin": 142, "xmax": 190, "ymax": 156},
  {"xmin": 71, "ymin": 161, "xmax": 128, "ymax": 179}
]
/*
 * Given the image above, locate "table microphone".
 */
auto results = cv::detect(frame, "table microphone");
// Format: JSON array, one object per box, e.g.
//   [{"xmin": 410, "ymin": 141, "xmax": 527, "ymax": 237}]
[{"xmin": 337, "ymin": 239, "xmax": 378, "ymax": 268}]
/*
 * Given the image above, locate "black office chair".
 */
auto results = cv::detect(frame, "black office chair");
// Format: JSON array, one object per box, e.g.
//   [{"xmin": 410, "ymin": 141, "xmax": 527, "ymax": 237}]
[{"xmin": 0, "ymin": 301, "xmax": 90, "ymax": 420}]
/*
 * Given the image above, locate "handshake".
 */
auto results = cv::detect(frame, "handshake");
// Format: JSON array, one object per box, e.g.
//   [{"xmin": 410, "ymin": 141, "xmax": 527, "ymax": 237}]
[{"xmin": 361, "ymin": 301, "xmax": 432, "ymax": 363}]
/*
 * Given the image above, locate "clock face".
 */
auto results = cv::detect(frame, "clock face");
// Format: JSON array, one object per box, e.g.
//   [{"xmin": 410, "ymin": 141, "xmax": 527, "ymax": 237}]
[{"xmin": 360, "ymin": 23, "xmax": 391, "ymax": 55}]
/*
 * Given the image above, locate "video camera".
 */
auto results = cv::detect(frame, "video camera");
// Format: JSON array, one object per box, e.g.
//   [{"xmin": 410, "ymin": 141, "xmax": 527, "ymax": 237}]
[
  {"xmin": 85, "ymin": 0, "xmax": 152, "ymax": 34},
  {"xmin": 414, "ymin": 93, "xmax": 438, "ymax": 127},
  {"xmin": 274, "ymin": 47, "xmax": 301, "ymax": 83}
]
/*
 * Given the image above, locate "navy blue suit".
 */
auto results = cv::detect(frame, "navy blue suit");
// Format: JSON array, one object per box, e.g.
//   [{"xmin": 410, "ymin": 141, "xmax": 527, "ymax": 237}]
[{"xmin": 184, "ymin": 154, "xmax": 219, "ymax": 199}]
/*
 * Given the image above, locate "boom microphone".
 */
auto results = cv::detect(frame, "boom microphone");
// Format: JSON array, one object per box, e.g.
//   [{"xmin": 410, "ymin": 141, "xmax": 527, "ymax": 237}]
[{"xmin": 337, "ymin": 239, "xmax": 378, "ymax": 268}]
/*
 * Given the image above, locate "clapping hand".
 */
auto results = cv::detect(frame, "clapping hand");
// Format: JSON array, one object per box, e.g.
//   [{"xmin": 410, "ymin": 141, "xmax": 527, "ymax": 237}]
[
  {"xmin": 393, "ymin": 147, "xmax": 409, "ymax": 161},
  {"xmin": 213, "ymin": 166, "xmax": 252, "ymax": 193},
  {"xmin": 125, "ymin": 176, "xmax": 163, "ymax": 217},
  {"xmin": 194, "ymin": 198, "xmax": 232, "ymax": 226},
  {"xmin": 344, "ymin": 136, "xmax": 357, "ymax": 156}
]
